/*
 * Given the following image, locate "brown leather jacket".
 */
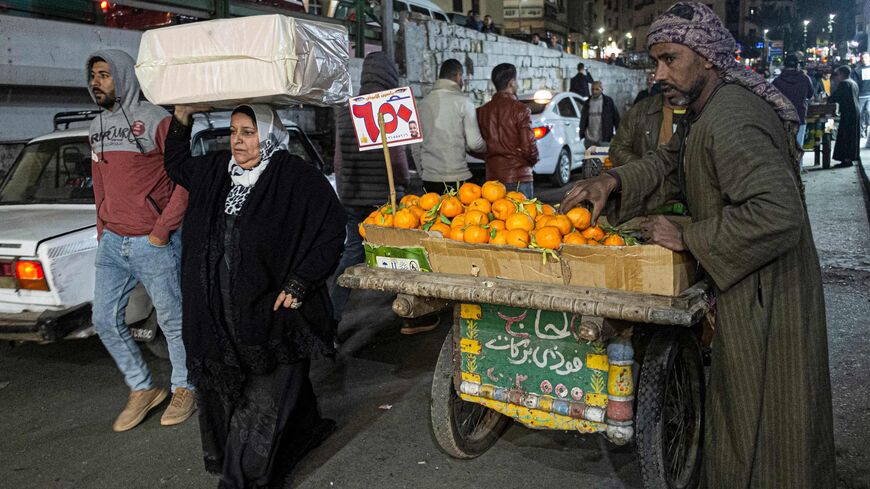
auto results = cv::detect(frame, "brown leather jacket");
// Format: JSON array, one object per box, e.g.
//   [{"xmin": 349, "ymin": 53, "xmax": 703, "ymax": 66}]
[{"xmin": 476, "ymin": 91, "xmax": 539, "ymax": 183}]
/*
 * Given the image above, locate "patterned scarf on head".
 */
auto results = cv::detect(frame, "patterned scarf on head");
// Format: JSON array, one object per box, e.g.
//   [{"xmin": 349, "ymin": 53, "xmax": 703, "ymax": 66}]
[
  {"xmin": 224, "ymin": 104, "xmax": 289, "ymax": 215},
  {"xmin": 647, "ymin": 2, "xmax": 803, "ymax": 170}
]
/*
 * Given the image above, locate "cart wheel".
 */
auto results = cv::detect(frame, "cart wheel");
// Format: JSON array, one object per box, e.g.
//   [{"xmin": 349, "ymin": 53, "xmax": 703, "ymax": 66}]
[
  {"xmin": 635, "ymin": 328, "xmax": 704, "ymax": 489},
  {"xmin": 430, "ymin": 330, "xmax": 509, "ymax": 459}
]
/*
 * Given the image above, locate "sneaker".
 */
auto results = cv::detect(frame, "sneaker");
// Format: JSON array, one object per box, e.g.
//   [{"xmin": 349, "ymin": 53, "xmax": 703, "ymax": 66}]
[
  {"xmin": 400, "ymin": 314, "xmax": 441, "ymax": 335},
  {"xmin": 160, "ymin": 387, "xmax": 197, "ymax": 426},
  {"xmin": 113, "ymin": 387, "xmax": 168, "ymax": 432},
  {"xmin": 833, "ymin": 161, "xmax": 854, "ymax": 168}
]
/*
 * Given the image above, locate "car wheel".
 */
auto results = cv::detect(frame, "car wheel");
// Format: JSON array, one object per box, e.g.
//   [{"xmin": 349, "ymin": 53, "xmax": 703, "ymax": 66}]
[{"xmin": 550, "ymin": 147, "xmax": 571, "ymax": 187}]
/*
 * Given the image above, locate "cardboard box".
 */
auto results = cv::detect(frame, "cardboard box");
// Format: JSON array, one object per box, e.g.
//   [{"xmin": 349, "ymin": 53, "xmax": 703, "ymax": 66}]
[
  {"xmin": 423, "ymin": 238, "xmax": 564, "ymax": 285},
  {"xmin": 363, "ymin": 226, "xmax": 431, "ymax": 272},
  {"xmin": 135, "ymin": 15, "xmax": 351, "ymax": 107},
  {"xmin": 560, "ymin": 244, "xmax": 696, "ymax": 296}
]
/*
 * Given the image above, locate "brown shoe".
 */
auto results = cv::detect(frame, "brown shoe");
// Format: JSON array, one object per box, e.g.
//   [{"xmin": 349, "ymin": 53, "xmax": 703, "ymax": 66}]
[
  {"xmin": 160, "ymin": 387, "xmax": 196, "ymax": 426},
  {"xmin": 400, "ymin": 314, "xmax": 441, "ymax": 335},
  {"xmin": 113, "ymin": 387, "xmax": 168, "ymax": 432}
]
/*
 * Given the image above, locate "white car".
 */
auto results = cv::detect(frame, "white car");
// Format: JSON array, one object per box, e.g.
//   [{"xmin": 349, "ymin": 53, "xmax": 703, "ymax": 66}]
[
  {"xmin": 468, "ymin": 90, "xmax": 588, "ymax": 187},
  {"xmin": 0, "ymin": 110, "xmax": 333, "ymax": 355}
]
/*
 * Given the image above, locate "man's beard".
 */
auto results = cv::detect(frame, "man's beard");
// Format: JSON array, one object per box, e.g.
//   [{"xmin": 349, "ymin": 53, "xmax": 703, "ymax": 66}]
[
  {"xmin": 94, "ymin": 90, "xmax": 116, "ymax": 109},
  {"xmin": 661, "ymin": 77, "xmax": 705, "ymax": 106}
]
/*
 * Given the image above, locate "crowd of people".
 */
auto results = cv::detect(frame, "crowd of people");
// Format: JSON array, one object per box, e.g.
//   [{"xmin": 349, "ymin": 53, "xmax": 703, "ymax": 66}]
[{"xmin": 82, "ymin": 1, "xmax": 839, "ymax": 488}]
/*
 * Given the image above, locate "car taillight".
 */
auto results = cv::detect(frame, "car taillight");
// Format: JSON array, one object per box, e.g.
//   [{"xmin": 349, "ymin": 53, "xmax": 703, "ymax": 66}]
[
  {"xmin": 0, "ymin": 261, "xmax": 13, "ymax": 277},
  {"xmin": 15, "ymin": 260, "xmax": 49, "ymax": 291},
  {"xmin": 533, "ymin": 126, "xmax": 550, "ymax": 139}
]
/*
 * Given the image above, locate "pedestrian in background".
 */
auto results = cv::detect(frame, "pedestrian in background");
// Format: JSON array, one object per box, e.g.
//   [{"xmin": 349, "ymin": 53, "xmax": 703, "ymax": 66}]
[
  {"xmin": 412, "ymin": 59, "xmax": 486, "ymax": 194},
  {"xmin": 632, "ymin": 71, "xmax": 661, "ymax": 104},
  {"xmin": 580, "ymin": 81, "xmax": 620, "ymax": 148},
  {"xmin": 86, "ymin": 49, "xmax": 194, "ymax": 432},
  {"xmin": 569, "ymin": 62, "xmax": 594, "ymax": 99},
  {"xmin": 481, "ymin": 14, "xmax": 496, "ymax": 34},
  {"xmin": 830, "ymin": 65, "xmax": 860, "ymax": 168},
  {"xmin": 773, "ymin": 54, "xmax": 815, "ymax": 148},
  {"xmin": 854, "ymin": 53, "xmax": 870, "ymax": 136},
  {"xmin": 464, "ymin": 10, "xmax": 482, "ymax": 31},
  {"xmin": 476, "ymin": 63, "xmax": 539, "ymax": 197},
  {"xmin": 330, "ymin": 53, "xmax": 422, "ymax": 333}
]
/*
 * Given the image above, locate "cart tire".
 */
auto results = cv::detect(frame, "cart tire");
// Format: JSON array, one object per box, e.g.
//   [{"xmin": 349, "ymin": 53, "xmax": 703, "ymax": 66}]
[
  {"xmin": 430, "ymin": 330, "xmax": 509, "ymax": 459},
  {"xmin": 141, "ymin": 312, "xmax": 170, "ymax": 360},
  {"xmin": 635, "ymin": 328, "xmax": 704, "ymax": 489}
]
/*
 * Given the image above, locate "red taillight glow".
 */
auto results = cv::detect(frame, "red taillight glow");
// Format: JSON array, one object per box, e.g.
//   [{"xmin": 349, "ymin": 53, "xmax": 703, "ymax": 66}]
[
  {"xmin": 100, "ymin": 1, "xmax": 109, "ymax": 11},
  {"xmin": 533, "ymin": 126, "xmax": 550, "ymax": 139},
  {"xmin": 15, "ymin": 260, "xmax": 49, "ymax": 291}
]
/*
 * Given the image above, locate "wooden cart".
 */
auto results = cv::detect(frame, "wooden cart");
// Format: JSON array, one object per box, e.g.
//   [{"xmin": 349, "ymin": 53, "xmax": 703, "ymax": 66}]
[{"xmin": 338, "ymin": 264, "xmax": 712, "ymax": 489}]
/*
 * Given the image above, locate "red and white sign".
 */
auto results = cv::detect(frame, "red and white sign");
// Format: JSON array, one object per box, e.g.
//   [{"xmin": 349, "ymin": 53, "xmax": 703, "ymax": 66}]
[{"xmin": 348, "ymin": 87, "xmax": 422, "ymax": 151}]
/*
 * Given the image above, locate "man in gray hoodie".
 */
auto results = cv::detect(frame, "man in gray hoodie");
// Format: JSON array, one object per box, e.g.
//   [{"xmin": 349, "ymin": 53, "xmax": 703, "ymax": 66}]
[
  {"xmin": 87, "ymin": 50, "xmax": 193, "ymax": 432},
  {"xmin": 412, "ymin": 59, "xmax": 486, "ymax": 193}
]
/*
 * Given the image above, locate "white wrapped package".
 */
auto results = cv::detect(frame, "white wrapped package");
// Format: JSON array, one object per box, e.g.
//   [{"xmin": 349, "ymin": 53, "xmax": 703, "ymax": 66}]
[{"xmin": 135, "ymin": 15, "xmax": 351, "ymax": 107}]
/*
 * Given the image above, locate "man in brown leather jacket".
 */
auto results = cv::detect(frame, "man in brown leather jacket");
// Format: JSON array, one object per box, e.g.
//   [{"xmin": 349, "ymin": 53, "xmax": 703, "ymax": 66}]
[{"xmin": 477, "ymin": 63, "xmax": 539, "ymax": 197}]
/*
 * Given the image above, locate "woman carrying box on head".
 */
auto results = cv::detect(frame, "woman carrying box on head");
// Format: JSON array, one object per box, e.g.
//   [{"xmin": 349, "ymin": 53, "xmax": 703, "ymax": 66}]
[{"xmin": 164, "ymin": 103, "xmax": 346, "ymax": 489}]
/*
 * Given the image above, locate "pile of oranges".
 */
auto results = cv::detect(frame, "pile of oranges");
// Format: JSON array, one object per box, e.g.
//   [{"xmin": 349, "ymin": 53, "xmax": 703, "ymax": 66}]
[{"xmin": 359, "ymin": 181, "xmax": 631, "ymax": 250}]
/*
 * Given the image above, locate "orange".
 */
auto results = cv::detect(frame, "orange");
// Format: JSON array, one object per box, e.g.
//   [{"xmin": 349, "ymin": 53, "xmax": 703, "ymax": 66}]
[
  {"xmin": 408, "ymin": 205, "xmax": 426, "ymax": 219},
  {"xmin": 358, "ymin": 222, "xmax": 367, "ymax": 240},
  {"xmin": 400, "ymin": 194, "xmax": 420, "ymax": 207},
  {"xmin": 374, "ymin": 213, "xmax": 393, "ymax": 227},
  {"xmin": 506, "ymin": 229, "xmax": 530, "ymax": 248},
  {"xmin": 522, "ymin": 202, "xmax": 539, "ymax": 220},
  {"xmin": 566, "ymin": 207, "xmax": 592, "ymax": 231},
  {"xmin": 467, "ymin": 198, "xmax": 492, "ymax": 214},
  {"xmin": 490, "ymin": 229, "xmax": 509, "ymax": 245},
  {"xmin": 534, "ymin": 226, "xmax": 562, "ymax": 250},
  {"xmin": 585, "ymin": 239, "xmax": 601, "ymax": 246},
  {"xmin": 491, "ymin": 198, "xmax": 516, "ymax": 220},
  {"xmin": 562, "ymin": 231, "xmax": 587, "ymax": 245},
  {"xmin": 489, "ymin": 220, "xmax": 506, "ymax": 231},
  {"xmin": 450, "ymin": 213, "xmax": 466, "ymax": 228},
  {"xmin": 429, "ymin": 221, "xmax": 451, "ymax": 237},
  {"xmin": 505, "ymin": 213, "xmax": 534, "ymax": 232},
  {"xmin": 458, "ymin": 182, "xmax": 482, "ymax": 205},
  {"xmin": 419, "ymin": 192, "xmax": 441, "ymax": 211},
  {"xmin": 393, "ymin": 209, "xmax": 420, "ymax": 229},
  {"xmin": 550, "ymin": 215, "xmax": 573, "ymax": 236},
  {"xmin": 581, "ymin": 225, "xmax": 605, "ymax": 241},
  {"xmin": 506, "ymin": 190, "xmax": 527, "ymax": 202},
  {"xmin": 440, "ymin": 196, "xmax": 464, "ymax": 218},
  {"xmin": 449, "ymin": 226, "xmax": 465, "ymax": 241},
  {"xmin": 541, "ymin": 204, "xmax": 556, "ymax": 216},
  {"xmin": 603, "ymin": 234, "xmax": 626, "ymax": 246},
  {"xmin": 535, "ymin": 214, "xmax": 552, "ymax": 227},
  {"xmin": 464, "ymin": 210, "xmax": 490, "ymax": 226},
  {"xmin": 421, "ymin": 212, "xmax": 438, "ymax": 226},
  {"xmin": 463, "ymin": 225, "xmax": 490, "ymax": 244},
  {"xmin": 481, "ymin": 181, "xmax": 507, "ymax": 202}
]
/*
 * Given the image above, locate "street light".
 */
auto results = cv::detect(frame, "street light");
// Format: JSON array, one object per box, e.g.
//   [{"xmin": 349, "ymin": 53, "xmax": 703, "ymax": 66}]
[
  {"xmin": 598, "ymin": 27, "xmax": 605, "ymax": 59},
  {"xmin": 828, "ymin": 13, "xmax": 836, "ymax": 33}
]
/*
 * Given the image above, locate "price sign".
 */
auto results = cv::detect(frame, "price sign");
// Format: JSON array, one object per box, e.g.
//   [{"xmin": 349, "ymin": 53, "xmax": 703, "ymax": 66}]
[{"xmin": 348, "ymin": 87, "xmax": 422, "ymax": 151}]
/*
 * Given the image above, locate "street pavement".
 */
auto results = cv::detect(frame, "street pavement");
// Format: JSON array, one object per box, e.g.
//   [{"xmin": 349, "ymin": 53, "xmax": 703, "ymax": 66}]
[{"xmin": 1, "ymin": 154, "xmax": 869, "ymax": 489}]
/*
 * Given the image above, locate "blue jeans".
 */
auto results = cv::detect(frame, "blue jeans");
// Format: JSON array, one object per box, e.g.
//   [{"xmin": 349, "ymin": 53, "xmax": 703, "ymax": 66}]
[
  {"xmin": 93, "ymin": 229, "xmax": 190, "ymax": 392},
  {"xmin": 505, "ymin": 181, "xmax": 534, "ymax": 199},
  {"xmin": 796, "ymin": 123, "xmax": 807, "ymax": 149},
  {"xmin": 330, "ymin": 206, "xmax": 372, "ymax": 323}
]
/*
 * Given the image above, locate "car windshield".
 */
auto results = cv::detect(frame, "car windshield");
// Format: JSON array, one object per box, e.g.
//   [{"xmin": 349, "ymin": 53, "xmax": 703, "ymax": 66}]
[
  {"xmin": 519, "ymin": 100, "xmax": 548, "ymax": 114},
  {"xmin": 0, "ymin": 137, "xmax": 94, "ymax": 205},
  {"xmin": 191, "ymin": 127, "xmax": 321, "ymax": 169}
]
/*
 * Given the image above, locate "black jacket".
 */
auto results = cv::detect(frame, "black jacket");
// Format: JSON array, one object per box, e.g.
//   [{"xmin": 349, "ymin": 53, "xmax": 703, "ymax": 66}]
[
  {"xmin": 580, "ymin": 95, "xmax": 620, "ymax": 143},
  {"xmin": 569, "ymin": 72, "xmax": 594, "ymax": 98},
  {"xmin": 772, "ymin": 69, "xmax": 814, "ymax": 123},
  {"xmin": 164, "ymin": 118, "xmax": 346, "ymax": 397}
]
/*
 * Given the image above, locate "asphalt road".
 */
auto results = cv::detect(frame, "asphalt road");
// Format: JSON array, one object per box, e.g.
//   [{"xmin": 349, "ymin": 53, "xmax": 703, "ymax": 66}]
[{"xmin": 1, "ymin": 158, "xmax": 868, "ymax": 489}]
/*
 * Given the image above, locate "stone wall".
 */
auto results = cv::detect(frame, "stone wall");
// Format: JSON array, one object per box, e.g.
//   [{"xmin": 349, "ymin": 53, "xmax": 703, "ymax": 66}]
[{"xmin": 402, "ymin": 19, "xmax": 646, "ymax": 114}]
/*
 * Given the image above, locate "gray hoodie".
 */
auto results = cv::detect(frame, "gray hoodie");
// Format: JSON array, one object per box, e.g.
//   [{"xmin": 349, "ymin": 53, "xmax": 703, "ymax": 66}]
[{"xmin": 86, "ymin": 49, "xmax": 187, "ymax": 241}]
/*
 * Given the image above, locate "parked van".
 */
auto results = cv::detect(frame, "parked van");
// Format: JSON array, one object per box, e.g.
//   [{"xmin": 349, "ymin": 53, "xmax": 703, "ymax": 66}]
[{"xmin": 328, "ymin": 0, "xmax": 448, "ymax": 26}]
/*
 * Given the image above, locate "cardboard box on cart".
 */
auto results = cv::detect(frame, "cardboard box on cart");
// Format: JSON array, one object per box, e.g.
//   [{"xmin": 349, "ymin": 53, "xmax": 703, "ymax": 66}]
[{"xmin": 362, "ymin": 226, "xmax": 432, "ymax": 272}]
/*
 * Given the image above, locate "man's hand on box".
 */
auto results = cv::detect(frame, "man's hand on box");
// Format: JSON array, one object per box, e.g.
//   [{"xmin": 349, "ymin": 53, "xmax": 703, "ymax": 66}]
[
  {"xmin": 561, "ymin": 173, "xmax": 618, "ymax": 224},
  {"xmin": 639, "ymin": 215, "xmax": 686, "ymax": 252}
]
